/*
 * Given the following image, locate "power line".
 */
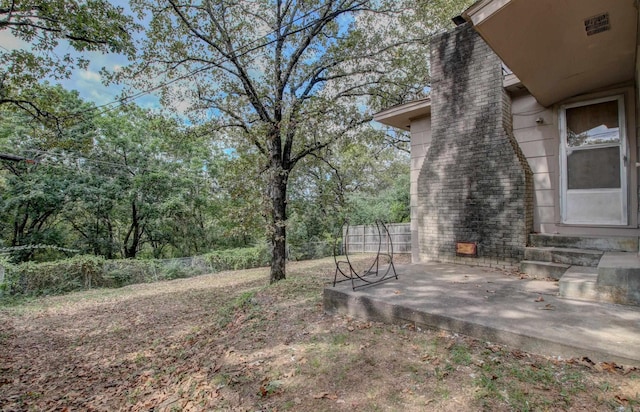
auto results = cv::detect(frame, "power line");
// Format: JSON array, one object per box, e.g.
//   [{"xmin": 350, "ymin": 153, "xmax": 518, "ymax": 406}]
[{"xmin": 0, "ymin": 148, "xmax": 218, "ymax": 187}]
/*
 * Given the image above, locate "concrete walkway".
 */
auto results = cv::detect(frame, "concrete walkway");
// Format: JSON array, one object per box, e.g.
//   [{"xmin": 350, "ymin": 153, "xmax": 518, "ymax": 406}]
[{"xmin": 323, "ymin": 262, "xmax": 640, "ymax": 366}]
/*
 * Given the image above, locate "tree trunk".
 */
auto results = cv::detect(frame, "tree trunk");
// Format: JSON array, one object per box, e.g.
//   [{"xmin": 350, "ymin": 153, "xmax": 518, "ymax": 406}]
[
  {"xmin": 124, "ymin": 200, "xmax": 140, "ymax": 259},
  {"xmin": 269, "ymin": 168, "xmax": 288, "ymax": 283}
]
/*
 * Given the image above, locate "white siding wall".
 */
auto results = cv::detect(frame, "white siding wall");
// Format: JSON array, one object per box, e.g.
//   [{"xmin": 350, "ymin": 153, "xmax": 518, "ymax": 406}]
[
  {"xmin": 511, "ymin": 94, "xmax": 558, "ymax": 233},
  {"xmin": 410, "ymin": 116, "xmax": 432, "ymax": 262},
  {"xmin": 512, "ymin": 90, "xmax": 639, "ymax": 236}
]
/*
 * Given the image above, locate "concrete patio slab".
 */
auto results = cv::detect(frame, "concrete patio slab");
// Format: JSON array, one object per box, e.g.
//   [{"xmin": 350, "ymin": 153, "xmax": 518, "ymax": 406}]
[{"xmin": 324, "ymin": 262, "xmax": 640, "ymax": 367}]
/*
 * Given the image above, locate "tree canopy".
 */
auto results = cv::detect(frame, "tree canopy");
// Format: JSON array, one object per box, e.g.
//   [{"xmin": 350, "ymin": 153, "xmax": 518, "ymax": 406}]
[
  {"xmin": 0, "ymin": 0, "xmax": 475, "ymax": 284},
  {"xmin": 0, "ymin": 0, "xmax": 139, "ymax": 124},
  {"xmin": 121, "ymin": 0, "xmax": 466, "ymax": 282},
  {"xmin": 0, "ymin": 82, "xmax": 411, "ymax": 265},
  {"xmin": 0, "ymin": 86, "xmax": 224, "ymax": 262}
]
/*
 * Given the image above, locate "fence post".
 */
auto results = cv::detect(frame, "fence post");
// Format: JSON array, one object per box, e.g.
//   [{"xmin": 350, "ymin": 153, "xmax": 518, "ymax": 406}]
[{"xmin": 386, "ymin": 224, "xmax": 391, "ymax": 255}]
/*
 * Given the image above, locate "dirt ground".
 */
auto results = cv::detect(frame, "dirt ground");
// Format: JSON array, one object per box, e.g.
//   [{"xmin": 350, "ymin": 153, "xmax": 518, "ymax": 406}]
[{"xmin": 1, "ymin": 256, "xmax": 639, "ymax": 411}]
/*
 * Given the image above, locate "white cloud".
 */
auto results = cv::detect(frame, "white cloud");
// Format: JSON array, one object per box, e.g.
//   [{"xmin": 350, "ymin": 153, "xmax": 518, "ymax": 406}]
[
  {"xmin": 78, "ymin": 70, "xmax": 102, "ymax": 83},
  {"xmin": 0, "ymin": 30, "xmax": 30, "ymax": 50}
]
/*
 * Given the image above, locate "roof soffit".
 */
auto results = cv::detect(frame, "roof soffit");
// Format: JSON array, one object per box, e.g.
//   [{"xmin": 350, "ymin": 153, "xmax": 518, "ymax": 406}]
[
  {"xmin": 373, "ymin": 98, "xmax": 432, "ymax": 130},
  {"xmin": 465, "ymin": 0, "xmax": 638, "ymax": 106}
]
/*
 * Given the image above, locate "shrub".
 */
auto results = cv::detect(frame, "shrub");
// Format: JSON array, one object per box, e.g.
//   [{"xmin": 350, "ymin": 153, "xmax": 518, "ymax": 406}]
[
  {"xmin": 204, "ymin": 244, "xmax": 270, "ymax": 272},
  {"xmin": 0, "ymin": 245, "xmax": 272, "ymax": 299},
  {"xmin": 4, "ymin": 255, "xmax": 106, "ymax": 296},
  {"xmin": 159, "ymin": 262, "xmax": 190, "ymax": 280},
  {"xmin": 103, "ymin": 259, "xmax": 158, "ymax": 287},
  {"xmin": 287, "ymin": 238, "xmax": 334, "ymax": 261},
  {"xmin": 0, "ymin": 257, "xmax": 15, "ymax": 296}
]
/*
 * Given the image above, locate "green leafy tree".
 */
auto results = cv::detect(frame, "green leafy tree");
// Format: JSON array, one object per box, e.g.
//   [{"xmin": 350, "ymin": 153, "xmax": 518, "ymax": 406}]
[
  {"xmin": 216, "ymin": 150, "xmax": 268, "ymax": 248},
  {"xmin": 287, "ymin": 128, "xmax": 410, "ymax": 245},
  {"xmin": 123, "ymin": 0, "xmax": 463, "ymax": 283},
  {"xmin": 0, "ymin": 84, "xmax": 226, "ymax": 261},
  {"xmin": 0, "ymin": 85, "xmax": 97, "ymax": 262},
  {"xmin": 0, "ymin": 0, "xmax": 139, "ymax": 126},
  {"xmin": 85, "ymin": 106, "xmax": 207, "ymax": 259}
]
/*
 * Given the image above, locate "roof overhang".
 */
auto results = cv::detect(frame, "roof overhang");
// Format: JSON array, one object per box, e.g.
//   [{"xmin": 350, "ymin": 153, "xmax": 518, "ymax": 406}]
[
  {"xmin": 463, "ymin": 0, "xmax": 638, "ymax": 106},
  {"xmin": 373, "ymin": 98, "xmax": 432, "ymax": 131}
]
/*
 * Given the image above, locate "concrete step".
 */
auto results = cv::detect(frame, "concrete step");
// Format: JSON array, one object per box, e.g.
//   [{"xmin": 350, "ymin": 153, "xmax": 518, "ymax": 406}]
[
  {"xmin": 524, "ymin": 246, "xmax": 603, "ymax": 267},
  {"xmin": 559, "ymin": 253, "xmax": 640, "ymax": 306},
  {"xmin": 596, "ymin": 252, "xmax": 640, "ymax": 306},
  {"xmin": 529, "ymin": 234, "xmax": 638, "ymax": 252},
  {"xmin": 559, "ymin": 266, "xmax": 599, "ymax": 301},
  {"xmin": 520, "ymin": 260, "xmax": 570, "ymax": 279}
]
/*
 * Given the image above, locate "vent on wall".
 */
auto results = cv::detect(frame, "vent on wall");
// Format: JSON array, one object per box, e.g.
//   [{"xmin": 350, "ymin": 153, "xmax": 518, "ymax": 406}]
[{"xmin": 584, "ymin": 12, "xmax": 610, "ymax": 36}]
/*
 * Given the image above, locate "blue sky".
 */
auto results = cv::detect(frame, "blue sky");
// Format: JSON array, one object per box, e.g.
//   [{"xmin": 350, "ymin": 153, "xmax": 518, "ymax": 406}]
[
  {"xmin": 0, "ymin": 0, "xmax": 160, "ymax": 110},
  {"xmin": 57, "ymin": 50, "xmax": 161, "ymax": 110},
  {"xmin": 0, "ymin": 2, "xmax": 376, "ymax": 117}
]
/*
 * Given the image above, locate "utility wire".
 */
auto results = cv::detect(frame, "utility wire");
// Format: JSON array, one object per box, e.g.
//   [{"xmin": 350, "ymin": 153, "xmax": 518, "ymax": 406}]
[{"xmin": 0, "ymin": 148, "xmax": 218, "ymax": 187}]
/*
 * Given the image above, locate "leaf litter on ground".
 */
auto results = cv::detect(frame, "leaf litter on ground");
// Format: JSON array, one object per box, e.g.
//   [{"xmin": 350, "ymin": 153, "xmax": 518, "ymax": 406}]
[{"xmin": 0, "ymin": 255, "xmax": 639, "ymax": 411}]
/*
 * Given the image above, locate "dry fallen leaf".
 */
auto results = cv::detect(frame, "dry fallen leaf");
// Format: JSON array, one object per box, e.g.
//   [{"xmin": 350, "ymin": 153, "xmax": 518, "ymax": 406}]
[
  {"xmin": 601, "ymin": 362, "xmax": 622, "ymax": 373},
  {"xmin": 581, "ymin": 356, "xmax": 595, "ymax": 366},
  {"xmin": 615, "ymin": 394, "xmax": 629, "ymax": 405},
  {"xmin": 313, "ymin": 392, "xmax": 339, "ymax": 400},
  {"xmin": 534, "ymin": 295, "xmax": 545, "ymax": 302}
]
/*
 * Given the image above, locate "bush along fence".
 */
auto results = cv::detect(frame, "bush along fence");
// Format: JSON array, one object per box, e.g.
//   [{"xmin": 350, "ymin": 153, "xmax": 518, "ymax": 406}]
[
  {"xmin": 0, "ymin": 244, "xmax": 271, "ymax": 298},
  {"xmin": 0, "ymin": 224, "xmax": 410, "ymax": 298}
]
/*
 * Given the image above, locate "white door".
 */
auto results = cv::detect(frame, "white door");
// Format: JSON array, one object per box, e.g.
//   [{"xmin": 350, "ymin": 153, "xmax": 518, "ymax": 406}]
[{"xmin": 559, "ymin": 96, "xmax": 628, "ymax": 225}]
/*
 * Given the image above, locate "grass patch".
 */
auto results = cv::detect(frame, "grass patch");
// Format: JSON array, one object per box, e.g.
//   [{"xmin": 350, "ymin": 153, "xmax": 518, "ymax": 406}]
[
  {"xmin": 474, "ymin": 354, "xmax": 591, "ymax": 411},
  {"xmin": 449, "ymin": 343, "xmax": 472, "ymax": 366}
]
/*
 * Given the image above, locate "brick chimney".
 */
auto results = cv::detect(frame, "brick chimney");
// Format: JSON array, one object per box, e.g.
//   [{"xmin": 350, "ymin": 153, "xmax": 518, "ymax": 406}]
[{"xmin": 416, "ymin": 23, "xmax": 533, "ymax": 267}]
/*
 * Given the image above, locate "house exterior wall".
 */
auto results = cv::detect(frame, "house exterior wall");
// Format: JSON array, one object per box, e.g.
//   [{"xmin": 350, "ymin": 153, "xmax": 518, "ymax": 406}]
[
  {"xmin": 415, "ymin": 23, "xmax": 533, "ymax": 268},
  {"xmin": 512, "ymin": 87, "xmax": 640, "ymax": 236},
  {"xmin": 511, "ymin": 93, "xmax": 558, "ymax": 233},
  {"xmin": 409, "ymin": 116, "xmax": 431, "ymax": 262}
]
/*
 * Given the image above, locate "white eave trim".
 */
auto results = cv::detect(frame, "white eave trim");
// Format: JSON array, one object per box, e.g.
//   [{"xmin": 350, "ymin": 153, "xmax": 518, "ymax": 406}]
[
  {"xmin": 504, "ymin": 73, "xmax": 525, "ymax": 92},
  {"xmin": 463, "ymin": 0, "xmax": 512, "ymax": 26},
  {"xmin": 373, "ymin": 97, "xmax": 432, "ymax": 131}
]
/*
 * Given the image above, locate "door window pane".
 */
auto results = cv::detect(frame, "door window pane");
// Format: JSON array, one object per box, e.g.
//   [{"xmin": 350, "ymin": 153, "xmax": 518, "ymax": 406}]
[
  {"xmin": 567, "ymin": 146, "xmax": 620, "ymax": 189},
  {"xmin": 567, "ymin": 100, "xmax": 619, "ymax": 147}
]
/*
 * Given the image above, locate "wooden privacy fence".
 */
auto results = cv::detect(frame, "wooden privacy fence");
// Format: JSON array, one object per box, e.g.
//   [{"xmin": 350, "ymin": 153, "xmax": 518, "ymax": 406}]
[{"xmin": 342, "ymin": 223, "xmax": 411, "ymax": 255}]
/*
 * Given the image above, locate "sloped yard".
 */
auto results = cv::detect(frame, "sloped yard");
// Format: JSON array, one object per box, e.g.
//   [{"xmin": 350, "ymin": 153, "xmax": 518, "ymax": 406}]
[{"xmin": 1, "ymin": 256, "xmax": 639, "ymax": 411}]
